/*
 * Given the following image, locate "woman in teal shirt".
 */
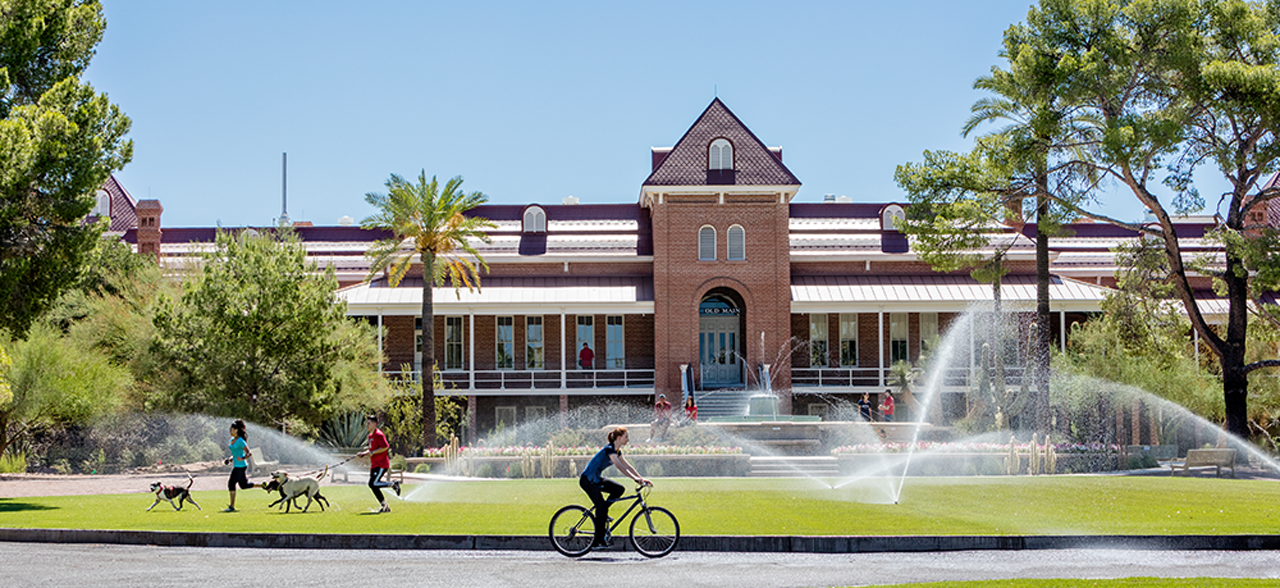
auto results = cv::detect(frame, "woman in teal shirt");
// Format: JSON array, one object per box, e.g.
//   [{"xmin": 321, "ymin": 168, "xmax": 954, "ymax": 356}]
[{"xmin": 222, "ymin": 419, "xmax": 255, "ymax": 512}]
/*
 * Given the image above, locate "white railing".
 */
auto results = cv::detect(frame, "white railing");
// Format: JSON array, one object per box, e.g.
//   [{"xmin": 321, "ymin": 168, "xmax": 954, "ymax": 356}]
[
  {"xmin": 383, "ymin": 369, "xmax": 656, "ymax": 391},
  {"xmin": 792, "ymin": 366, "xmax": 1027, "ymax": 389}
]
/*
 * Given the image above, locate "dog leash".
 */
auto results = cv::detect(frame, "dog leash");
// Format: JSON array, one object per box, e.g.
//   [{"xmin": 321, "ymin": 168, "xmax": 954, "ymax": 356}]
[{"xmin": 295, "ymin": 454, "xmax": 358, "ymax": 478}]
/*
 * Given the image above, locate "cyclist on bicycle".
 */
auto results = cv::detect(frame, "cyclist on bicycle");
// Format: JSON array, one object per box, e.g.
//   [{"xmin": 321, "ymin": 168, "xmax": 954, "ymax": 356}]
[{"xmin": 580, "ymin": 426, "xmax": 651, "ymax": 549}]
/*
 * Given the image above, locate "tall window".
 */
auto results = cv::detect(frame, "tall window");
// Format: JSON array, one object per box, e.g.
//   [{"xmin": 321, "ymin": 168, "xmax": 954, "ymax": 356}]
[
  {"xmin": 698, "ymin": 226, "xmax": 716, "ymax": 261},
  {"xmin": 727, "ymin": 225, "xmax": 745, "ymax": 260},
  {"xmin": 526, "ymin": 316, "xmax": 544, "ymax": 369},
  {"xmin": 606, "ymin": 316, "xmax": 625, "ymax": 369},
  {"xmin": 809, "ymin": 314, "xmax": 829, "ymax": 367},
  {"xmin": 577, "ymin": 315, "xmax": 594, "ymax": 367},
  {"xmin": 523, "ymin": 206, "xmax": 546, "ymax": 232},
  {"xmin": 414, "ymin": 318, "xmax": 423, "ymax": 375},
  {"xmin": 890, "ymin": 313, "xmax": 908, "ymax": 364},
  {"xmin": 495, "ymin": 406, "xmax": 516, "ymax": 428},
  {"xmin": 920, "ymin": 313, "xmax": 938, "ymax": 353},
  {"xmin": 709, "ymin": 138, "xmax": 733, "ymax": 170},
  {"xmin": 496, "ymin": 316, "xmax": 514, "ymax": 369},
  {"xmin": 839, "ymin": 313, "xmax": 858, "ymax": 366},
  {"xmin": 444, "ymin": 316, "xmax": 464, "ymax": 370}
]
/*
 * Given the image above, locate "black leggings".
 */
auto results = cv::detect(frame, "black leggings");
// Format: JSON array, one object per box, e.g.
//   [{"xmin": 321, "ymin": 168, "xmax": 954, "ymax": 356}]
[
  {"xmin": 227, "ymin": 467, "xmax": 253, "ymax": 492},
  {"xmin": 579, "ymin": 475, "xmax": 624, "ymax": 544},
  {"xmin": 369, "ymin": 468, "xmax": 392, "ymax": 502}
]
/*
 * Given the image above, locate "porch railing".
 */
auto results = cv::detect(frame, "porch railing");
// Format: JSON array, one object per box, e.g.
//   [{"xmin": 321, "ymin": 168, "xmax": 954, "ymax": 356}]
[
  {"xmin": 791, "ymin": 366, "xmax": 1027, "ymax": 389},
  {"xmin": 383, "ymin": 368, "xmax": 656, "ymax": 391}
]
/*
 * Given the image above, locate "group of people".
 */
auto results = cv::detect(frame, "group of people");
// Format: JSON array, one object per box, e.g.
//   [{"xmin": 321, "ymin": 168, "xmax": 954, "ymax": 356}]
[
  {"xmin": 856, "ymin": 390, "xmax": 896, "ymax": 422},
  {"xmin": 221, "ymin": 415, "xmax": 400, "ymax": 514}
]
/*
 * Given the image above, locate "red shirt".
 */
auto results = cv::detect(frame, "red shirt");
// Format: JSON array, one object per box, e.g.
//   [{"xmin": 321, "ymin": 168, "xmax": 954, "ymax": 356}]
[
  {"xmin": 367, "ymin": 428, "xmax": 391, "ymax": 469},
  {"xmin": 882, "ymin": 395, "xmax": 895, "ymax": 416}
]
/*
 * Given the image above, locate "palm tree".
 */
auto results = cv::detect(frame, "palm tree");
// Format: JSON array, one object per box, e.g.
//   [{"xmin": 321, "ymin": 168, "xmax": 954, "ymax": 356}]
[{"xmin": 362, "ymin": 172, "xmax": 494, "ymax": 449}]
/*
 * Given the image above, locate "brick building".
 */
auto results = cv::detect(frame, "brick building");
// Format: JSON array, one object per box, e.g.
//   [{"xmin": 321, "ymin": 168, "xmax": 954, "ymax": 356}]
[{"xmin": 117, "ymin": 98, "xmax": 1256, "ymax": 439}]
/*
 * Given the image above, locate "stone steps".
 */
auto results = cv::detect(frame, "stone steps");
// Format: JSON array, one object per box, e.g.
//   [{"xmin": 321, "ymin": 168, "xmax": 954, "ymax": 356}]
[
  {"xmin": 692, "ymin": 388, "xmax": 753, "ymax": 419},
  {"xmin": 748, "ymin": 456, "xmax": 841, "ymax": 478}
]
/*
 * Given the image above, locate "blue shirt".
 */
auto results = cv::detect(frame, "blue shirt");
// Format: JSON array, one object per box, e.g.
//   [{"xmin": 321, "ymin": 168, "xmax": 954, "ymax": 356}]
[
  {"xmin": 581, "ymin": 444, "xmax": 618, "ymax": 483},
  {"xmin": 229, "ymin": 437, "xmax": 248, "ymax": 468}
]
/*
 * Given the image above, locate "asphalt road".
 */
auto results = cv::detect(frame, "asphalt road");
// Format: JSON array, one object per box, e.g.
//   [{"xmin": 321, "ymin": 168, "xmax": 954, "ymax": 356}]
[{"xmin": 3, "ymin": 543, "xmax": 1279, "ymax": 587}]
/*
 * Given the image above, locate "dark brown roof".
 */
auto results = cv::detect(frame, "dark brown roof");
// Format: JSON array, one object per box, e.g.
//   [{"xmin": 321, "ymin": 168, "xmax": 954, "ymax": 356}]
[{"xmin": 643, "ymin": 98, "xmax": 800, "ymax": 187}]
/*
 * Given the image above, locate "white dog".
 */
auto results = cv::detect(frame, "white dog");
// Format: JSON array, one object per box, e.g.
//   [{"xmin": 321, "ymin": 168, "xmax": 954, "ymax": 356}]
[{"xmin": 268, "ymin": 467, "xmax": 329, "ymax": 513}]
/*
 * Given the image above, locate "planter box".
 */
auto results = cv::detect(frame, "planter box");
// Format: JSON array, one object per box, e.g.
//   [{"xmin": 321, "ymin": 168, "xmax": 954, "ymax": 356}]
[{"xmin": 405, "ymin": 453, "xmax": 750, "ymax": 478}]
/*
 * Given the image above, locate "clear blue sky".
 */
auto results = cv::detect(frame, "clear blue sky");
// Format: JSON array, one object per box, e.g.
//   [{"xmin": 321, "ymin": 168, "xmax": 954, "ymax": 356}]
[{"xmin": 86, "ymin": 1, "xmax": 1187, "ymax": 228}]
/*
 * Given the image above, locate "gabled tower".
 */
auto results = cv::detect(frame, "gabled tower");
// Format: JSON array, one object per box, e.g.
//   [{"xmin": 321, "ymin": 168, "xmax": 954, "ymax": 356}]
[{"xmin": 642, "ymin": 99, "xmax": 801, "ymax": 411}]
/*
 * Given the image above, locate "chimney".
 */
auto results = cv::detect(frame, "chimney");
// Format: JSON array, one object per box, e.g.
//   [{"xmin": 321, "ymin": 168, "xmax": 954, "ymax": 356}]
[{"xmin": 136, "ymin": 200, "xmax": 163, "ymax": 261}]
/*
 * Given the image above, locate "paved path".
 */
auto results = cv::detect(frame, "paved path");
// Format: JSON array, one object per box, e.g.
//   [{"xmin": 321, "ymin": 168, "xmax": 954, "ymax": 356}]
[{"xmin": 4, "ymin": 543, "xmax": 1278, "ymax": 587}]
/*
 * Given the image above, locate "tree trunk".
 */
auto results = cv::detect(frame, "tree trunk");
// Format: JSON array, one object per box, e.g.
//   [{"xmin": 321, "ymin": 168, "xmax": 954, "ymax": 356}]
[
  {"xmin": 421, "ymin": 252, "xmax": 438, "ymax": 450},
  {"xmin": 1222, "ymin": 244, "xmax": 1251, "ymax": 439},
  {"xmin": 1034, "ymin": 188, "xmax": 1052, "ymax": 437}
]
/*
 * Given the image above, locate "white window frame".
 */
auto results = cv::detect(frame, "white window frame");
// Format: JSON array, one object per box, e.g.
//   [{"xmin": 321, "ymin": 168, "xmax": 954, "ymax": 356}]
[
  {"xmin": 414, "ymin": 317, "xmax": 423, "ymax": 374},
  {"xmin": 698, "ymin": 225, "xmax": 717, "ymax": 261},
  {"xmin": 809, "ymin": 314, "xmax": 829, "ymax": 367},
  {"xmin": 839, "ymin": 313, "xmax": 858, "ymax": 367},
  {"xmin": 606, "ymin": 315, "xmax": 625, "ymax": 369},
  {"xmin": 526, "ymin": 316, "xmax": 544, "ymax": 369},
  {"xmin": 577, "ymin": 315, "xmax": 594, "ymax": 368},
  {"xmin": 920, "ymin": 312, "xmax": 938, "ymax": 353},
  {"xmin": 709, "ymin": 138, "xmax": 733, "ymax": 170},
  {"xmin": 495, "ymin": 406, "xmax": 516, "ymax": 428},
  {"xmin": 523, "ymin": 206, "xmax": 546, "ymax": 232},
  {"xmin": 496, "ymin": 316, "xmax": 514, "ymax": 370},
  {"xmin": 444, "ymin": 316, "xmax": 464, "ymax": 370},
  {"xmin": 890, "ymin": 312, "xmax": 909, "ymax": 364},
  {"xmin": 727, "ymin": 224, "xmax": 745, "ymax": 261},
  {"xmin": 526, "ymin": 406, "xmax": 546, "ymax": 422}
]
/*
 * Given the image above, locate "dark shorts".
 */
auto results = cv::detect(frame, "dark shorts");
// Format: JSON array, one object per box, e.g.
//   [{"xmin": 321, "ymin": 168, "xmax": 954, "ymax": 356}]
[{"xmin": 227, "ymin": 466, "xmax": 252, "ymax": 491}]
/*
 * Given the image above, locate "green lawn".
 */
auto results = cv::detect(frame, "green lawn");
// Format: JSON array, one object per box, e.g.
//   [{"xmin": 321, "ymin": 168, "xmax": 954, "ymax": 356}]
[
  {"xmin": 2, "ymin": 476, "xmax": 1279, "ymax": 536},
  {"xmin": 877, "ymin": 581, "xmax": 1277, "ymax": 588}
]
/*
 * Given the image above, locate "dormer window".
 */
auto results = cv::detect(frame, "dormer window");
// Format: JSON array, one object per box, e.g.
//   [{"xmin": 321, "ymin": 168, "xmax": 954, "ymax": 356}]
[
  {"xmin": 709, "ymin": 139, "xmax": 733, "ymax": 170},
  {"xmin": 523, "ymin": 206, "xmax": 546, "ymax": 233},
  {"xmin": 881, "ymin": 204, "xmax": 906, "ymax": 231},
  {"xmin": 92, "ymin": 190, "xmax": 110, "ymax": 217}
]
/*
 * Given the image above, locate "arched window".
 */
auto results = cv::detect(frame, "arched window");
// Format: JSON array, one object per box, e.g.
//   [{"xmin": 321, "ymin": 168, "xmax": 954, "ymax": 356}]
[
  {"xmin": 92, "ymin": 190, "xmax": 110, "ymax": 217},
  {"xmin": 709, "ymin": 139, "xmax": 733, "ymax": 170},
  {"xmin": 727, "ymin": 224, "xmax": 745, "ymax": 260},
  {"xmin": 881, "ymin": 204, "xmax": 905, "ymax": 231},
  {"xmin": 523, "ymin": 206, "xmax": 546, "ymax": 232},
  {"xmin": 698, "ymin": 226, "xmax": 717, "ymax": 261}
]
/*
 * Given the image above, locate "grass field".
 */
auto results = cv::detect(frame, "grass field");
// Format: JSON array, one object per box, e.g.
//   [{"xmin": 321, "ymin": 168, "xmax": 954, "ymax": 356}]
[
  {"xmin": 3, "ymin": 476, "xmax": 1279, "ymax": 536},
  {"xmin": 878, "ymin": 581, "xmax": 1278, "ymax": 588}
]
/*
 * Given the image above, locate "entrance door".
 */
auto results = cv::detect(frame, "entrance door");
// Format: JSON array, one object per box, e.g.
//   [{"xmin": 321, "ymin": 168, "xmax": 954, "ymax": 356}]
[{"xmin": 699, "ymin": 295, "xmax": 741, "ymax": 387}]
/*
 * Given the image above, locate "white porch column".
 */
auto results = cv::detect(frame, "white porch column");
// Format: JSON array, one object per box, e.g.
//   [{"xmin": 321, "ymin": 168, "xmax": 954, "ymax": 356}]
[
  {"xmin": 1059, "ymin": 310, "xmax": 1066, "ymax": 352},
  {"xmin": 560, "ymin": 310, "xmax": 567, "ymax": 389},
  {"xmin": 1194, "ymin": 327, "xmax": 1200, "ymax": 365},
  {"xmin": 468, "ymin": 311, "xmax": 475, "ymax": 390},
  {"xmin": 878, "ymin": 309, "xmax": 885, "ymax": 388},
  {"xmin": 376, "ymin": 312, "xmax": 383, "ymax": 376}
]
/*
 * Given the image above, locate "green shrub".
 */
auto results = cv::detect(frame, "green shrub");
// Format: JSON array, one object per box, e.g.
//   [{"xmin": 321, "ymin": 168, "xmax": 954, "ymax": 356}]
[
  {"xmin": 413, "ymin": 463, "xmax": 431, "ymax": 473},
  {"xmin": 642, "ymin": 461, "xmax": 664, "ymax": 477},
  {"xmin": 474, "ymin": 463, "xmax": 496, "ymax": 478},
  {"xmin": 390, "ymin": 454, "xmax": 407, "ymax": 471},
  {"xmin": 0, "ymin": 451, "xmax": 27, "ymax": 473}
]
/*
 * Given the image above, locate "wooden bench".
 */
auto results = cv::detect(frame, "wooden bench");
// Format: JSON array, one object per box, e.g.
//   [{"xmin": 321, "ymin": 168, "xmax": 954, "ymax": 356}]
[{"xmin": 1171, "ymin": 448, "xmax": 1236, "ymax": 478}]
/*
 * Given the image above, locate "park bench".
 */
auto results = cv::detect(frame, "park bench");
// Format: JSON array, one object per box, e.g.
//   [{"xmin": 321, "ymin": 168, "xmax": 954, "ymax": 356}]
[
  {"xmin": 249, "ymin": 447, "xmax": 278, "ymax": 473},
  {"xmin": 1170, "ymin": 448, "xmax": 1236, "ymax": 478}
]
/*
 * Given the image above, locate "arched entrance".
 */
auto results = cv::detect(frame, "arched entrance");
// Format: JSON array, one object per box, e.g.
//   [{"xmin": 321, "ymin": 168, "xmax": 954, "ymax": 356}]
[{"xmin": 699, "ymin": 292, "xmax": 743, "ymax": 387}]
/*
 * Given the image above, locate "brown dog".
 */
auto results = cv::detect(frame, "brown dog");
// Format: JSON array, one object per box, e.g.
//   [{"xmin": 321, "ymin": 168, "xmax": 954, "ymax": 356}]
[
  {"xmin": 147, "ymin": 474, "xmax": 201, "ymax": 511},
  {"xmin": 262, "ymin": 476, "xmax": 329, "ymax": 512}
]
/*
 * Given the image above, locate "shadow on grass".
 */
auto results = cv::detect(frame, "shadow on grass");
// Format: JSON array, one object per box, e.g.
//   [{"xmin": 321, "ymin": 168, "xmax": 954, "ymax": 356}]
[{"xmin": 0, "ymin": 498, "xmax": 58, "ymax": 513}]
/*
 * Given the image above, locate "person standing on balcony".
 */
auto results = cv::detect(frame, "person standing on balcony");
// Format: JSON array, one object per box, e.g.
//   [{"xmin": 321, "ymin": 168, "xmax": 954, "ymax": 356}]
[{"xmin": 579, "ymin": 342, "xmax": 594, "ymax": 370}]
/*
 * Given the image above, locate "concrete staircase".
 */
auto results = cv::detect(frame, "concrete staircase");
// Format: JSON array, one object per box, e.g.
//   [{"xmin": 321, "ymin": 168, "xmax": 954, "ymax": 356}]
[
  {"xmin": 748, "ymin": 456, "xmax": 841, "ymax": 478},
  {"xmin": 692, "ymin": 388, "xmax": 753, "ymax": 419}
]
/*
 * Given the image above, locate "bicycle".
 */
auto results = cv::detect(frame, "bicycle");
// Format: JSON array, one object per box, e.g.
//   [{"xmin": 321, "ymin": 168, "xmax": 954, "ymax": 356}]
[{"xmin": 548, "ymin": 484, "xmax": 680, "ymax": 558}]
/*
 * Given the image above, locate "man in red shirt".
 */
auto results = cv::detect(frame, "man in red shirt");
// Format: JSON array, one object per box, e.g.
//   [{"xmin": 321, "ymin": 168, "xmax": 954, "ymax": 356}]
[
  {"xmin": 579, "ymin": 342, "xmax": 595, "ymax": 370},
  {"xmin": 357, "ymin": 414, "xmax": 400, "ymax": 513}
]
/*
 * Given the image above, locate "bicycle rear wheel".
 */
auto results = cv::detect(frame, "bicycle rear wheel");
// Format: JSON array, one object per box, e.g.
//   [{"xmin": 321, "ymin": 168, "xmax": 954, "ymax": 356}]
[
  {"xmin": 629, "ymin": 506, "xmax": 679, "ymax": 557},
  {"xmin": 549, "ymin": 505, "xmax": 596, "ymax": 557}
]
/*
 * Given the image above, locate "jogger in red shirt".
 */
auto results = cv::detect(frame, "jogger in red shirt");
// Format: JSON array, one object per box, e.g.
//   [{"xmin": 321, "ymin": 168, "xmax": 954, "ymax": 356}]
[{"xmin": 358, "ymin": 414, "xmax": 401, "ymax": 513}]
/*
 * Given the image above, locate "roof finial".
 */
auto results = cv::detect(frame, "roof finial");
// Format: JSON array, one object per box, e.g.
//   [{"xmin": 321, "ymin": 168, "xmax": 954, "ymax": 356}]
[{"xmin": 714, "ymin": 84, "xmax": 717, "ymax": 98}]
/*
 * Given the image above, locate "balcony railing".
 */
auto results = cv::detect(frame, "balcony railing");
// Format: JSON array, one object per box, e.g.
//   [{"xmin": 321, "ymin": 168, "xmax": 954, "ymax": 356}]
[
  {"xmin": 792, "ymin": 366, "xmax": 1027, "ymax": 390},
  {"xmin": 383, "ymin": 368, "xmax": 656, "ymax": 391}
]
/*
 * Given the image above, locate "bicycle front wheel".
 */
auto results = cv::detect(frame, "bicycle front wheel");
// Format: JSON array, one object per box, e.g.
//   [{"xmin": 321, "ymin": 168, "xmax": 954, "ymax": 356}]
[
  {"xmin": 549, "ymin": 505, "xmax": 596, "ymax": 557},
  {"xmin": 629, "ymin": 506, "xmax": 679, "ymax": 557}
]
